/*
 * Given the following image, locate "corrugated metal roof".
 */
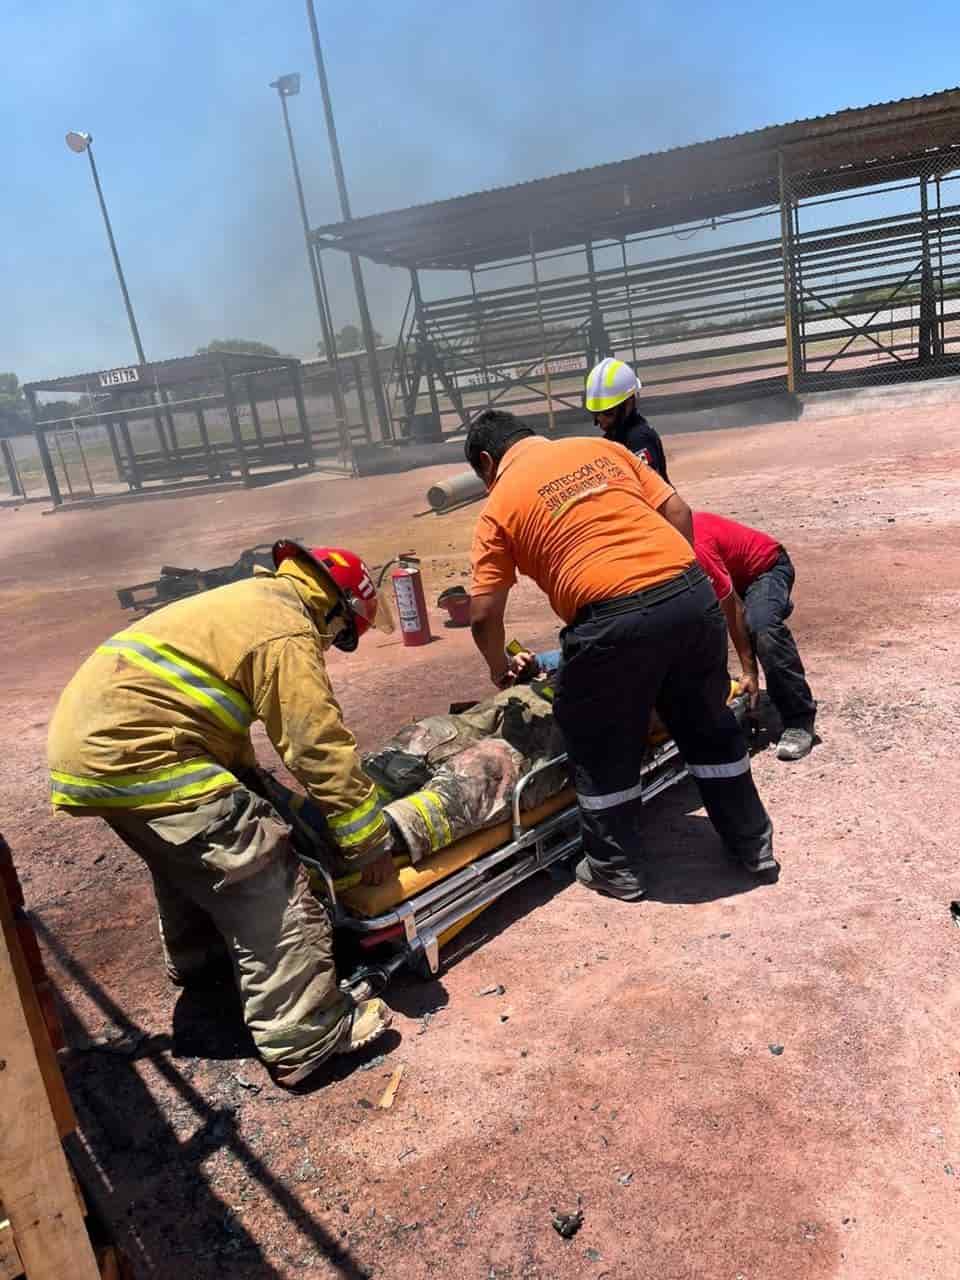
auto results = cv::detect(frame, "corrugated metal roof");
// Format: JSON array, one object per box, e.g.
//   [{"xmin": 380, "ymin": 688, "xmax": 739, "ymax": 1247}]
[
  {"xmin": 312, "ymin": 88, "xmax": 960, "ymax": 270},
  {"xmin": 25, "ymin": 350, "xmax": 300, "ymax": 396}
]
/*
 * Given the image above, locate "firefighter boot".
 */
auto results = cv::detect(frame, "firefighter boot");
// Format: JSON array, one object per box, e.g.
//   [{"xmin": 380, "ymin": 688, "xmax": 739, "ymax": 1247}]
[
  {"xmin": 574, "ymin": 856, "xmax": 646, "ymax": 902},
  {"xmin": 272, "ymin": 999, "xmax": 393, "ymax": 1089}
]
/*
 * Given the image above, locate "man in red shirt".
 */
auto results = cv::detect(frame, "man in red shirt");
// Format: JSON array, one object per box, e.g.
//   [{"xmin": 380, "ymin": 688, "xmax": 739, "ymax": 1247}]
[
  {"xmin": 693, "ymin": 512, "xmax": 817, "ymax": 761},
  {"xmin": 466, "ymin": 409, "xmax": 775, "ymax": 902}
]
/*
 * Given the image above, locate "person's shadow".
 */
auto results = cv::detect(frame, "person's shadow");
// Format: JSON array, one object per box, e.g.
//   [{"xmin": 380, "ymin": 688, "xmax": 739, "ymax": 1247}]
[
  {"xmin": 615, "ymin": 761, "xmax": 779, "ymax": 903},
  {"xmin": 34, "ymin": 916, "xmax": 375, "ymax": 1279},
  {"xmin": 171, "ymin": 968, "xmax": 253, "ymax": 1060}
]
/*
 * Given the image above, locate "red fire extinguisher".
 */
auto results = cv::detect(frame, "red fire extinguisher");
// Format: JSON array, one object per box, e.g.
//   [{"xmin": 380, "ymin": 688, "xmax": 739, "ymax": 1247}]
[{"xmin": 389, "ymin": 552, "xmax": 432, "ymax": 647}]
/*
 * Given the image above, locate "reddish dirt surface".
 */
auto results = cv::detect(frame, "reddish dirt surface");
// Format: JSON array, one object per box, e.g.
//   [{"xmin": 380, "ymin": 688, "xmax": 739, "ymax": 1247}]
[{"xmin": 3, "ymin": 397, "xmax": 960, "ymax": 1279}]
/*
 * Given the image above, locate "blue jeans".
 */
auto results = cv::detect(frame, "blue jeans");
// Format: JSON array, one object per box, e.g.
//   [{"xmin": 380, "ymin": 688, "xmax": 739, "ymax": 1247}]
[
  {"xmin": 536, "ymin": 648, "xmax": 562, "ymax": 675},
  {"xmin": 742, "ymin": 551, "xmax": 816, "ymax": 729}
]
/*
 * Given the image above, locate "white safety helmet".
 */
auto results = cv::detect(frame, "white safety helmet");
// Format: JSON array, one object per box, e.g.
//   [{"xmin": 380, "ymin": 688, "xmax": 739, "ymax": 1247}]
[{"xmin": 584, "ymin": 357, "xmax": 642, "ymax": 414}]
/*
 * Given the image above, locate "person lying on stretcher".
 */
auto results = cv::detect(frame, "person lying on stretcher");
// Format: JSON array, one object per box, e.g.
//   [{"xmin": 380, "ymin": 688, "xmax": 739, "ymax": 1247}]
[
  {"xmin": 507, "ymin": 647, "xmax": 672, "ymax": 743},
  {"xmin": 265, "ymin": 679, "xmax": 569, "ymax": 882},
  {"xmin": 275, "ymin": 647, "xmax": 708, "ymax": 888}
]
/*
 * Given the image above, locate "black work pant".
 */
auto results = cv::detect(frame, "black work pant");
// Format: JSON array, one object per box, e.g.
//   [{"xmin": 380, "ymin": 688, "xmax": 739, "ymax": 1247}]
[
  {"xmin": 743, "ymin": 550, "xmax": 816, "ymax": 730},
  {"xmin": 553, "ymin": 571, "xmax": 772, "ymax": 883}
]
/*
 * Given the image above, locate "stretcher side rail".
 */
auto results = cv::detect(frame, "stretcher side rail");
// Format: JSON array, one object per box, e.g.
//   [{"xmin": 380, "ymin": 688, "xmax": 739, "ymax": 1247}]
[
  {"xmin": 327, "ymin": 736, "xmax": 692, "ymax": 986},
  {"xmin": 330, "ymin": 799, "xmax": 581, "ymax": 937}
]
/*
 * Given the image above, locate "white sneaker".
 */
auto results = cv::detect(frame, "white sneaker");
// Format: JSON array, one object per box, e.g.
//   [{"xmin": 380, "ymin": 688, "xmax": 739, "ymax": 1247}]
[{"xmin": 777, "ymin": 726, "xmax": 814, "ymax": 761}]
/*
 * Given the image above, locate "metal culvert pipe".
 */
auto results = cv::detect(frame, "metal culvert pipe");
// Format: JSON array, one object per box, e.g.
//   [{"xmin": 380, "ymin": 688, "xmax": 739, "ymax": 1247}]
[{"xmin": 427, "ymin": 469, "xmax": 486, "ymax": 511}]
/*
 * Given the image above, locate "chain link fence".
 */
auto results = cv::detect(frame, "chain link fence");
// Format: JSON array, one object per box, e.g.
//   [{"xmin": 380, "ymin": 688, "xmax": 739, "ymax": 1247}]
[{"xmin": 785, "ymin": 150, "xmax": 960, "ymax": 390}]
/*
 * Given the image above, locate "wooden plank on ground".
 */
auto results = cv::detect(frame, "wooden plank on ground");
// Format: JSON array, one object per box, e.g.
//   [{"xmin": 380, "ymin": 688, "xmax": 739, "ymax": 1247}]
[
  {"xmin": 0, "ymin": 889, "xmax": 100, "ymax": 1280},
  {"xmin": 0, "ymin": 888, "xmax": 75, "ymax": 1140},
  {"xmin": 0, "ymin": 1217, "xmax": 23, "ymax": 1280}
]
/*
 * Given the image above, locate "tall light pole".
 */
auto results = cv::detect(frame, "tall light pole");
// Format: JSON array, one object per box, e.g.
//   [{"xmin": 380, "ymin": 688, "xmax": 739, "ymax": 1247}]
[
  {"xmin": 65, "ymin": 131, "xmax": 146, "ymax": 366},
  {"xmin": 269, "ymin": 74, "xmax": 349, "ymax": 454},
  {"xmin": 303, "ymin": 1, "xmax": 393, "ymax": 440}
]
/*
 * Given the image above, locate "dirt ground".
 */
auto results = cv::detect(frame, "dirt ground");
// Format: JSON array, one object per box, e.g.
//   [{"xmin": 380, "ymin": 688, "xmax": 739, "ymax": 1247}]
[{"xmin": 3, "ymin": 394, "xmax": 960, "ymax": 1280}]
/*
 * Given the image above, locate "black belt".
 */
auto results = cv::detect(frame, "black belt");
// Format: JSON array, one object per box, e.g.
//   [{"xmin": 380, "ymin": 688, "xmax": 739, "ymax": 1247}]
[{"xmin": 573, "ymin": 565, "xmax": 707, "ymax": 626}]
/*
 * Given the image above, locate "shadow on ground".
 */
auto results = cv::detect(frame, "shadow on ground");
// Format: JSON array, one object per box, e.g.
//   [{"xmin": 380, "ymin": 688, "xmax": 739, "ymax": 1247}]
[{"xmin": 34, "ymin": 915, "xmax": 377, "ymax": 1280}]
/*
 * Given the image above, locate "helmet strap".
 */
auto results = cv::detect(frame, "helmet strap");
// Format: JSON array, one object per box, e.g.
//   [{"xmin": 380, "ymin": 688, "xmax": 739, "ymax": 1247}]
[{"xmin": 325, "ymin": 600, "xmax": 360, "ymax": 652}]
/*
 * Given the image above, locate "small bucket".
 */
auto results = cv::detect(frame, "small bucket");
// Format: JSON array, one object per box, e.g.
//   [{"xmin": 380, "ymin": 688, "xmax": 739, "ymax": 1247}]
[{"xmin": 437, "ymin": 586, "xmax": 471, "ymax": 627}]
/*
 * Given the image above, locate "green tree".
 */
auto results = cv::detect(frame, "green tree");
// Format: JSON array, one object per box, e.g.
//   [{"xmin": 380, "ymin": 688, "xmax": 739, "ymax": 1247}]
[
  {"xmin": 0, "ymin": 373, "xmax": 24, "ymax": 410},
  {"xmin": 196, "ymin": 339, "xmax": 284, "ymax": 357},
  {"xmin": 317, "ymin": 323, "xmax": 384, "ymax": 358},
  {"xmin": 0, "ymin": 374, "xmax": 27, "ymax": 436}
]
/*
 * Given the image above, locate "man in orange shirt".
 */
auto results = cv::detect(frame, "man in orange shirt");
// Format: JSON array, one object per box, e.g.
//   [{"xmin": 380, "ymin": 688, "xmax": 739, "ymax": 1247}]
[{"xmin": 467, "ymin": 410, "xmax": 775, "ymax": 901}]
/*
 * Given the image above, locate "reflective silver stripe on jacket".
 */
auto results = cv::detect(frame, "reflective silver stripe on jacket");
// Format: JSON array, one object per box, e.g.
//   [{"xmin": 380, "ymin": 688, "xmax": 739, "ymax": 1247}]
[{"xmin": 99, "ymin": 634, "xmax": 253, "ymax": 733}]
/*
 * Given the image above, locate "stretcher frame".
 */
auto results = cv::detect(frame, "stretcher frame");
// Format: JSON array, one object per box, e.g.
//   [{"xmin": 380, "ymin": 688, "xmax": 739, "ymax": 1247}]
[{"xmin": 298, "ymin": 733, "xmax": 694, "ymax": 993}]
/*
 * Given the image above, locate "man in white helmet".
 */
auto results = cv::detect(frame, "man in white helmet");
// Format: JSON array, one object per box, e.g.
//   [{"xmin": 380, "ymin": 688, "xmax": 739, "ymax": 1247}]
[{"xmin": 584, "ymin": 358, "xmax": 669, "ymax": 482}]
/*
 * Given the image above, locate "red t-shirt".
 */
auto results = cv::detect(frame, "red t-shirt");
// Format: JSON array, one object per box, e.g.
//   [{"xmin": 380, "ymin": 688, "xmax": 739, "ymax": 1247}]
[{"xmin": 693, "ymin": 512, "xmax": 781, "ymax": 601}]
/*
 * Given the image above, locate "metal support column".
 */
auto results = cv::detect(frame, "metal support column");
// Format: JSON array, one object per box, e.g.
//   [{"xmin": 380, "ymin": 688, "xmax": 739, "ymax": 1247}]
[
  {"xmin": 71, "ymin": 420, "xmax": 95, "ymax": 496},
  {"xmin": 244, "ymin": 377, "xmax": 266, "ymax": 448},
  {"xmin": 194, "ymin": 407, "xmax": 217, "ymax": 478},
  {"xmin": 222, "ymin": 367, "xmax": 250, "ymax": 485},
  {"xmin": 584, "ymin": 240, "xmax": 609, "ymax": 365},
  {"xmin": 312, "ymin": 241, "xmax": 354, "ymax": 452},
  {"xmin": 104, "ymin": 417, "xmax": 124, "ymax": 477},
  {"xmin": 151, "ymin": 405, "xmax": 171, "ymax": 457},
  {"xmin": 919, "ymin": 176, "xmax": 938, "ymax": 362},
  {"xmin": 1, "ymin": 438, "xmax": 24, "ymax": 498},
  {"xmin": 305, "ymin": 0, "xmax": 391, "ymax": 441},
  {"xmin": 26, "ymin": 390, "xmax": 62, "ymax": 506},
  {"xmin": 470, "ymin": 269, "xmax": 491, "ymax": 394},
  {"xmin": 778, "ymin": 154, "xmax": 801, "ymax": 394},
  {"xmin": 936, "ymin": 173, "xmax": 947, "ymax": 355},
  {"xmin": 620, "ymin": 240, "xmax": 638, "ymax": 367},
  {"xmin": 289, "ymin": 363, "xmax": 315, "ymax": 469},
  {"xmin": 53, "ymin": 430, "xmax": 75, "ymax": 499},
  {"xmin": 273, "ymin": 395, "xmax": 289, "ymax": 446},
  {"xmin": 118, "ymin": 419, "xmax": 141, "ymax": 490},
  {"xmin": 410, "ymin": 268, "xmax": 442, "ymax": 431},
  {"xmin": 272, "ymin": 78, "xmax": 350, "ymax": 454},
  {"xmin": 165, "ymin": 401, "xmax": 179, "ymax": 455},
  {"xmin": 529, "ymin": 232, "xmax": 556, "ymax": 435},
  {"xmin": 352, "ymin": 355, "xmax": 371, "ymax": 442}
]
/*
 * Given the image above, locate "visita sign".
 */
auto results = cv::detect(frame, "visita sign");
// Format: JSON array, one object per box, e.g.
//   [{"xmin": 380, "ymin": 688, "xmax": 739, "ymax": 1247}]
[{"xmin": 97, "ymin": 366, "xmax": 141, "ymax": 388}]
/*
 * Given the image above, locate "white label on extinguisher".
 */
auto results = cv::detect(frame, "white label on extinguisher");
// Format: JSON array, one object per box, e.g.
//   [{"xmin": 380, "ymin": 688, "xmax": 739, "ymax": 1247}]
[{"xmin": 393, "ymin": 573, "xmax": 421, "ymax": 633}]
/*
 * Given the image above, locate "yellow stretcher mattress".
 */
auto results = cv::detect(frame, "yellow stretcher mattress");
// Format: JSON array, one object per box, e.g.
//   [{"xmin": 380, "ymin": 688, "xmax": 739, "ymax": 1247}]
[{"xmin": 338, "ymin": 787, "xmax": 575, "ymax": 917}]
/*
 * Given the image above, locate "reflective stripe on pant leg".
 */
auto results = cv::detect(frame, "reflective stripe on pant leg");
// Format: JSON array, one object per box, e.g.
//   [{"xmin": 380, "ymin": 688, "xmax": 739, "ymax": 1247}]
[
  {"xmin": 576, "ymin": 775, "xmax": 646, "ymax": 810},
  {"xmin": 687, "ymin": 754, "xmax": 751, "ymax": 780},
  {"xmin": 655, "ymin": 586, "xmax": 772, "ymax": 860}
]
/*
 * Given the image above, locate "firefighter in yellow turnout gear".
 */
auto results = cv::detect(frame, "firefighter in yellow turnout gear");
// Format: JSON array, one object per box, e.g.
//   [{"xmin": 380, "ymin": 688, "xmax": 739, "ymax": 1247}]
[{"xmin": 48, "ymin": 541, "xmax": 394, "ymax": 1088}]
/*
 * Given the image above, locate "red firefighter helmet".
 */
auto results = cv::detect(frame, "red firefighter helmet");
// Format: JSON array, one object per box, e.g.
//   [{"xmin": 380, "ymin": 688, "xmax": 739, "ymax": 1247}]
[{"xmin": 272, "ymin": 540, "xmax": 390, "ymax": 651}]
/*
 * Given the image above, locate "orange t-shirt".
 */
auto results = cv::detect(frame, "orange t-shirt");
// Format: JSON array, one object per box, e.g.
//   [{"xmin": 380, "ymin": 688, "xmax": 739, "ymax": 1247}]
[{"xmin": 470, "ymin": 436, "xmax": 694, "ymax": 623}]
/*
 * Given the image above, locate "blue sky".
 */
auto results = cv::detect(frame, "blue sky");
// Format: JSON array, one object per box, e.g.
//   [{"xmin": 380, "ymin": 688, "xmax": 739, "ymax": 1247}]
[{"xmin": 4, "ymin": 0, "xmax": 959, "ymax": 381}]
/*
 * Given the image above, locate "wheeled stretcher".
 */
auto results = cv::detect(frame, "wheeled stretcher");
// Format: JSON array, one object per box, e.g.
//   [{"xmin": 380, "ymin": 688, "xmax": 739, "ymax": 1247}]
[{"xmin": 277, "ymin": 680, "xmax": 749, "ymax": 992}]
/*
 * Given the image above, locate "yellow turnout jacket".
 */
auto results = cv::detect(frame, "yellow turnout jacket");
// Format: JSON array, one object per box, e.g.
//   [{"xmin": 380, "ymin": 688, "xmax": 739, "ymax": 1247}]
[{"xmin": 47, "ymin": 559, "xmax": 389, "ymax": 866}]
